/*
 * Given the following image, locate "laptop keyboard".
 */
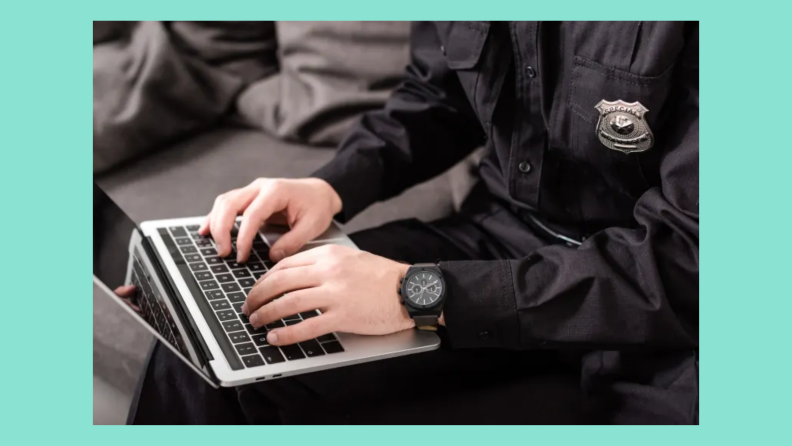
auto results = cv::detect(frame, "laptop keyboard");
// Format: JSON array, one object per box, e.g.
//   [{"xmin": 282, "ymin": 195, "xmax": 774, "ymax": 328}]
[{"xmin": 166, "ymin": 223, "xmax": 344, "ymax": 369}]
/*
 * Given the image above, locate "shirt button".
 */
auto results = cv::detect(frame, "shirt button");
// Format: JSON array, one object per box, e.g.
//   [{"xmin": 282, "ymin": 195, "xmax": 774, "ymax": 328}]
[
  {"xmin": 518, "ymin": 161, "xmax": 532, "ymax": 173},
  {"xmin": 478, "ymin": 331, "xmax": 490, "ymax": 340},
  {"xmin": 525, "ymin": 65, "xmax": 536, "ymax": 78},
  {"xmin": 440, "ymin": 45, "xmax": 446, "ymax": 55}
]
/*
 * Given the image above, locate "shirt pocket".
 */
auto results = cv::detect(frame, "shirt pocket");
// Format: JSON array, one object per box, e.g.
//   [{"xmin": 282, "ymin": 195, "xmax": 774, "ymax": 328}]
[
  {"xmin": 566, "ymin": 55, "xmax": 675, "ymax": 196},
  {"xmin": 435, "ymin": 21, "xmax": 492, "ymax": 122}
]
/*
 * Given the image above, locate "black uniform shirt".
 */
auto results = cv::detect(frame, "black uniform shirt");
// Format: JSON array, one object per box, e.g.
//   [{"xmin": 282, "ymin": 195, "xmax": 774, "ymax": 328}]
[{"xmin": 314, "ymin": 21, "xmax": 699, "ymax": 351}]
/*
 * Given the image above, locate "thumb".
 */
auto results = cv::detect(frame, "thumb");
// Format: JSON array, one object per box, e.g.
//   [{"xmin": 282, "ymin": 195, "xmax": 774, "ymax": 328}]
[{"xmin": 269, "ymin": 216, "xmax": 324, "ymax": 262}]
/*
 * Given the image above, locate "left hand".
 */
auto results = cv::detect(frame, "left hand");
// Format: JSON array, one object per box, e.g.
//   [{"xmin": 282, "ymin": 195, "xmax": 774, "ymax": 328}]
[{"xmin": 242, "ymin": 245, "xmax": 415, "ymax": 346}]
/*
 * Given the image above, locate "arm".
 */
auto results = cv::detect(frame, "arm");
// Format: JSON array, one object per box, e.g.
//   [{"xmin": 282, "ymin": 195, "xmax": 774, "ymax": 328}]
[
  {"xmin": 442, "ymin": 26, "xmax": 699, "ymax": 350},
  {"xmin": 312, "ymin": 21, "xmax": 484, "ymax": 221}
]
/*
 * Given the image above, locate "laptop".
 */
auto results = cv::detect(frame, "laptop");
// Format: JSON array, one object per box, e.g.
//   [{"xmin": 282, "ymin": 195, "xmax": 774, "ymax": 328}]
[{"xmin": 93, "ymin": 183, "xmax": 440, "ymax": 388}]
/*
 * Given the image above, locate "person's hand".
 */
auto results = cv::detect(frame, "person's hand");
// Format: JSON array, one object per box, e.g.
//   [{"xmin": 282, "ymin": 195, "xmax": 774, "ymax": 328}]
[
  {"xmin": 199, "ymin": 178, "xmax": 342, "ymax": 263},
  {"xmin": 241, "ymin": 245, "xmax": 415, "ymax": 346},
  {"xmin": 114, "ymin": 284, "xmax": 140, "ymax": 313}
]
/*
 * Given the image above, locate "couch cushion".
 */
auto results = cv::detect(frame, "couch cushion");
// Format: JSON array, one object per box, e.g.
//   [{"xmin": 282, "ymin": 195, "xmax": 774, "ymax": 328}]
[
  {"xmin": 95, "ymin": 127, "xmax": 457, "ymax": 232},
  {"xmin": 236, "ymin": 21, "xmax": 410, "ymax": 146}
]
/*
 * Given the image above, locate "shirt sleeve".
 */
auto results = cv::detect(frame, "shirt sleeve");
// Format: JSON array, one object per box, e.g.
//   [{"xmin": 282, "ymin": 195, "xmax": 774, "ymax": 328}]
[
  {"xmin": 312, "ymin": 21, "xmax": 484, "ymax": 222},
  {"xmin": 442, "ymin": 24, "xmax": 699, "ymax": 350}
]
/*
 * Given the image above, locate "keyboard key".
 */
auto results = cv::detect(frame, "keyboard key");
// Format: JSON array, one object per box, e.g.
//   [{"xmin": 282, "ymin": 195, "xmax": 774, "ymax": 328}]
[
  {"xmin": 227, "ymin": 292, "xmax": 246, "ymax": 303},
  {"xmin": 200, "ymin": 248, "xmax": 218, "ymax": 257},
  {"xmin": 239, "ymin": 314, "xmax": 250, "ymax": 324},
  {"xmin": 185, "ymin": 254, "xmax": 202, "ymax": 263},
  {"xmin": 225, "ymin": 259, "xmax": 244, "ymax": 269},
  {"xmin": 247, "ymin": 262, "xmax": 265, "ymax": 272},
  {"xmin": 232, "ymin": 269, "xmax": 252, "ymax": 278},
  {"xmin": 229, "ymin": 331, "xmax": 251, "ymax": 344},
  {"xmin": 190, "ymin": 232, "xmax": 202, "ymax": 240},
  {"xmin": 238, "ymin": 278, "xmax": 256, "ymax": 288},
  {"xmin": 205, "ymin": 290, "xmax": 224, "ymax": 300},
  {"xmin": 216, "ymin": 310, "xmax": 237, "ymax": 321},
  {"xmin": 300, "ymin": 311, "xmax": 319, "ymax": 319},
  {"xmin": 169, "ymin": 226, "xmax": 188, "ymax": 237},
  {"xmin": 298, "ymin": 339, "xmax": 325, "ymax": 357},
  {"xmin": 180, "ymin": 246, "xmax": 198, "ymax": 254},
  {"xmin": 266, "ymin": 320, "xmax": 285, "ymax": 330},
  {"xmin": 196, "ymin": 239, "xmax": 213, "ymax": 248},
  {"xmin": 216, "ymin": 273, "xmax": 235, "ymax": 283},
  {"xmin": 321, "ymin": 341, "xmax": 344, "ymax": 354},
  {"xmin": 242, "ymin": 354, "xmax": 265, "ymax": 368},
  {"xmin": 285, "ymin": 320, "xmax": 300, "ymax": 326},
  {"xmin": 243, "ymin": 288, "xmax": 253, "ymax": 295},
  {"xmin": 232, "ymin": 302, "xmax": 244, "ymax": 313},
  {"xmin": 211, "ymin": 300, "xmax": 230, "ymax": 311},
  {"xmin": 194, "ymin": 271, "xmax": 212, "ymax": 281},
  {"xmin": 222, "ymin": 282, "xmax": 241, "ymax": 293},
  {"xmin": 186, "ymin": 224, "xmax": 200, "ymax": 232},
  {"xmin": 281, "ymin": 344, "xmax": 306, "ymax": 360},
  {"xmin": 199, "ymin": 280, "xmax": 219, "ymax": 291},
  {"xmin": 263, "ymin": 260, "xmax": 275, "ymax": 269},
  {"xmin": 317, "ymin": 333, "xmax": 336, "ymax": 343},
  {"xmin": 235, "ymin": 343, "xmax": 257, "ymax": 356},
  {"xmin": 205, "ymin": 256, "xmax": 223, "ymax": 265},
  {"xmin": 251, "ymin": 332, "xmax": 269, "ymax": 346},
  {"xmin": 283, "ymin": 313, "xmax": 301, "ymax": 321},
  {"xmin": 259, "ymin": 346, "xmax": 286, "ymax": 364},
  {"xmin": 189, "ymin": 262, "xmax": 208, "ymax": 271},
  {"xmin": 223, "ymin": 320, "xmax": 244, "ymax": 332},
  {"xmin": 210, "ymin": 264, "xmax": 229, "ymax": 274},
  {"xmin": 176, "ymin": 237, "xmax": 193, "ymax": 246},
  {"xmin": 252, "ymin": 271, "xmax": 265, "ymax": 279}
]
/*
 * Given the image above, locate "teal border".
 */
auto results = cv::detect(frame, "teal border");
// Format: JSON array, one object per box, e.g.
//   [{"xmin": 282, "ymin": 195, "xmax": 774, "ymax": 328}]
[{"xmin": 2, "ymin": 0, "xmax": 789, "ymax": 441}]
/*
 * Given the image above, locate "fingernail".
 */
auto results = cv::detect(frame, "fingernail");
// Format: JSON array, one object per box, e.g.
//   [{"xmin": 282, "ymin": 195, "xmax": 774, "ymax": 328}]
[
  {"xmin": 249, "ymin": 312, "xmax": 259, "ymax": 326},
  {"xmin": 271, "ymin": 250, "xmax": 285, "ymax": 262},
  {"xmin": 241, "ymin": 303, "xmax": 248, "ymax": 315},
  {"xmin": 267, "ymin": 331, "xmax": 279, "ymax": 345}
]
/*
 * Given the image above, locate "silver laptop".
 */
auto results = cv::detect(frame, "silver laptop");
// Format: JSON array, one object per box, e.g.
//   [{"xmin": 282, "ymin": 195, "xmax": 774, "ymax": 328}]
[{"xmin": 93, "ymin": 183, "xmax": 439, "ymax": 388}]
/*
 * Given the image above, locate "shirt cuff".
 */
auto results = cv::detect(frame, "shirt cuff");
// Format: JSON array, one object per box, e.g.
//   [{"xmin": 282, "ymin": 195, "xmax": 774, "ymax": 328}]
[
  {"xmin": 440, "ymin": 260, "xmax": 520, "ymax": 349},
  {"xmin": 311, "ymin": 151, "xmax": 381, "ymax": 224}
]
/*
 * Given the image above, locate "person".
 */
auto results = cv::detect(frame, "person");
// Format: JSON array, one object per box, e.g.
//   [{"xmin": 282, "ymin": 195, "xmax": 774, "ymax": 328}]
[{"xmin": 129, "ymin": 21, "xmax": 699, "ymax": 424}]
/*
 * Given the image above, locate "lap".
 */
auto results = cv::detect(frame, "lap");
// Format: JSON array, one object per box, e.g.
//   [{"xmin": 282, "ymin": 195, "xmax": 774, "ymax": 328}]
[{"xmin": 129, "ymin": 217, "xmax": 692, "ymax": 424}]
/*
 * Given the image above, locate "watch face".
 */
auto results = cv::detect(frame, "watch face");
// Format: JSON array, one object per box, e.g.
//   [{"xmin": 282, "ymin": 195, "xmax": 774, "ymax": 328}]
[{"xmin": 405, "ymin": 271, "xmax": 443, "ymax": 307}]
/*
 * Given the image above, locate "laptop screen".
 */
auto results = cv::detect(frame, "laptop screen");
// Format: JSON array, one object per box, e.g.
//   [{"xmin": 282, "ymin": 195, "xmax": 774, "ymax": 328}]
[{"xmin": 93, "ymin": 182, "xmax": 210, "ymax": 378}]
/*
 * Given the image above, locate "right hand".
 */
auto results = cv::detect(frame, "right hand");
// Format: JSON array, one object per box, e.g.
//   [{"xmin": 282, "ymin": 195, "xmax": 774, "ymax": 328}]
[{"xmin": 199, "ymin": 178, "xmax": 342, "ymax": 263}]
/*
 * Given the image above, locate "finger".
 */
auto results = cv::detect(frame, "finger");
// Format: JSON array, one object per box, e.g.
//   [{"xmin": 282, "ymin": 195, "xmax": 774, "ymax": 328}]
[
  {"xmin": 266, "ymin": 314, "xmax": 335, "ymax": 346},
  {"xmin": 236, "ymin": 192, "xmax": 285, "ymax": 263},
  {"xmin": 248, "ymin": 288, "xmax": 328, "ymax": 328},
  {"xmin": 243, "ymin": 266, "xmax": 322, "ymax": 315},
  {"xmin": 260, "ymin": 247, "xmax": 323, "ymax": 278},
  {"xmin": 268, "ymin": 215, "xmax": 324, "ymax": 262},
  {"xmin": 121, "ymin": 298, "xmax": 141, "ymax": 313},
  {"xmin": 198, "ymin": 215, "xmax": 211, "ymax": 236},
  {"xmin": 114, "ymin": 284, "xmax": 136, "ymax": 298},
  {"xmin": 210, "ymin": 188, "xmax": 257, "ymax": 257}
]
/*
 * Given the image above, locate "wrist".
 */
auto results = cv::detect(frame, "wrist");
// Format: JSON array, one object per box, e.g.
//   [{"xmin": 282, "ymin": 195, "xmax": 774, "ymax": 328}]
[
  {"xmin": 395, "ymin": 262, "xmax": 414, "ymax": 328},
  {"xmin": 309, "ymin": 177, "xmax": 343, "ymax": 215}
]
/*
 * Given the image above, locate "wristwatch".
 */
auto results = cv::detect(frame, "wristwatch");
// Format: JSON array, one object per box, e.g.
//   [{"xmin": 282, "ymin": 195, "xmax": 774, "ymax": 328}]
[{"xmin": 398, "ymin": 263, "xmax": 447, "ymax": 327}]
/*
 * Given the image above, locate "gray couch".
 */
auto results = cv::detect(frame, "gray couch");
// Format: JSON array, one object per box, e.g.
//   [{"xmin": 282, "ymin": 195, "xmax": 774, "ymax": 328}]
[{"xmin": 93, "ymin": 124, "xmax": 478, "ymax": 424}]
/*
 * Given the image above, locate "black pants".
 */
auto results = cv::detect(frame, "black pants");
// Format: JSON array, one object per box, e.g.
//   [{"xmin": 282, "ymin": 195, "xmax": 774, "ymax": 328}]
[{"xmin": 129, "ymin": 217, "xmax": 698, "ymax": 424}]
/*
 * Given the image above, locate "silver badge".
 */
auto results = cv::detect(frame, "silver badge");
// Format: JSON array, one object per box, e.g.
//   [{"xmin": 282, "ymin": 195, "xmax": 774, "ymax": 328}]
[{"xmin": 595, "ymin": 100, "xmax": 654, "ymax": 154}]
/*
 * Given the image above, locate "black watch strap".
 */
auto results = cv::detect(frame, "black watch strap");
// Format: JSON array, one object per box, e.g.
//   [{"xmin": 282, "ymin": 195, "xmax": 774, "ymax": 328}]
[{"xmin": 413, "ymin": 315, "xmax": 439, "ymax": 327}]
